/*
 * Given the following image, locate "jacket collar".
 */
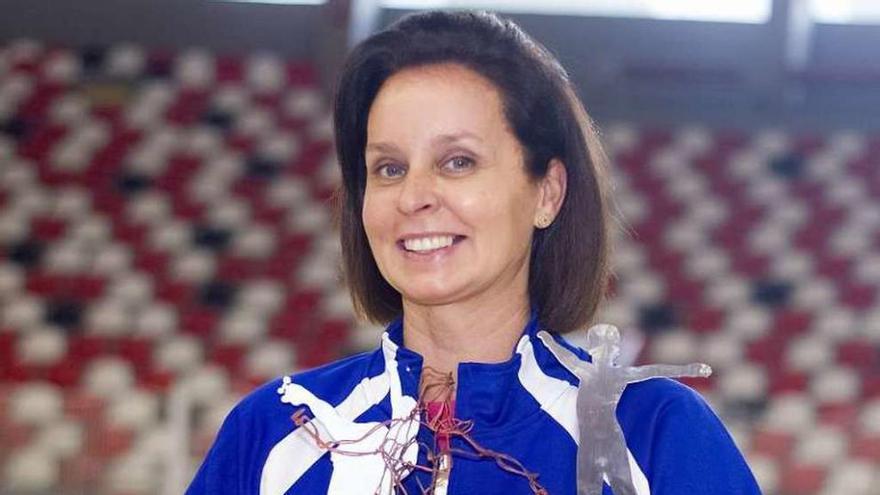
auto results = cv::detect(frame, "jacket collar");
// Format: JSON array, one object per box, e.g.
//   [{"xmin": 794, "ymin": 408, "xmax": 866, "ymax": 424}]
[{"xmin": 377, "ymin": 310, "xmax": 579, "ymax": 434}]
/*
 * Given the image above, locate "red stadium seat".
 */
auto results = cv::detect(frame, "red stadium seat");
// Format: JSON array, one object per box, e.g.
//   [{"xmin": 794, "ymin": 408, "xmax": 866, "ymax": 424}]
[
  {"xmin": 751, "ymin": 428, "xmax": 796, "ymax": 459},
  {"xmin": 779, "ymin": 463, "xmax": 827, "ymax": 495}
]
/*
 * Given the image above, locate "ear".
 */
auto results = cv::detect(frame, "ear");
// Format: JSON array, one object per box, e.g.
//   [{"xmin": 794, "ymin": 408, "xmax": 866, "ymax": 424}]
[{"xmin": 534, "ymin": 158, "xmax": 567, "ymax": 228}]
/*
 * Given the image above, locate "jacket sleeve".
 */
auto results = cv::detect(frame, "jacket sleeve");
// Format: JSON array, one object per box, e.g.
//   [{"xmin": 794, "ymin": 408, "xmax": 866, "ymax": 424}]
[
  {"xmin": 186, "ymin": 402, "xmax": 253, "ymax": 494},
  {"xmin": 185, "ymin": 379, "xmax": 287, "ymax": 495},
  {"xmin": 642, "ymin": 380, "xmax": 762, "ymax": 494}
]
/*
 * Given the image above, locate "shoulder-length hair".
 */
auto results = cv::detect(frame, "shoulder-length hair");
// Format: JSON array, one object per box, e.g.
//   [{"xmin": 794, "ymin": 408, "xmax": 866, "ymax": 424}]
[{"xmin": 333, "ymin": 10, "xmax": 616, "ymax": 333}]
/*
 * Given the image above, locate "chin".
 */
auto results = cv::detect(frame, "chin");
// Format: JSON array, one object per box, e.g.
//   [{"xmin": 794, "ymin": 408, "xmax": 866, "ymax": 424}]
[{"xmin": 396, "ymin": 280, "xmax": 467, "ymax": 307}]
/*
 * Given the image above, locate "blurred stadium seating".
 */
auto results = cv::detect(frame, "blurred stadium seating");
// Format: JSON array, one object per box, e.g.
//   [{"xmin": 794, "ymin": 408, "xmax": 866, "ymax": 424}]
[
  {"xmin": 0, "ymin": 27, "xmax": 878, "ymax": 495},
  {"xmin": 0, "ymin": 39, "xmax": 369, "ymax": 494},
  {"xmin": 599, "ymin": 123, "xmax": 880, "ymax": 495}
]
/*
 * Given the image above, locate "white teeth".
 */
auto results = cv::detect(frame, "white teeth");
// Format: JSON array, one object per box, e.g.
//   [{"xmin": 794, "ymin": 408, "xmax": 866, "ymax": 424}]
[{"xmin": 403, "ymin": 235, "xmax": 455, "ymax": 252}]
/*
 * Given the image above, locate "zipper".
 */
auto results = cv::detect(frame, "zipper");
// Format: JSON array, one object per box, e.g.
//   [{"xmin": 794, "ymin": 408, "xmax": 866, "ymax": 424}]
[
  {"xmin": 419, "ymin": 367, "xmax": 456, "ymax": 494},
  {"xmin": 432, "ymin": 452, "xmax": 452, "ymax": 494}
]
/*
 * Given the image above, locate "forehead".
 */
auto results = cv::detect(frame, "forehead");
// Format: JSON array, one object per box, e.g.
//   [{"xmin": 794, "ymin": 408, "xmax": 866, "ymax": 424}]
[{"xmin": 366, "ymin": 63, "xmax": 508, "ymax": 143}]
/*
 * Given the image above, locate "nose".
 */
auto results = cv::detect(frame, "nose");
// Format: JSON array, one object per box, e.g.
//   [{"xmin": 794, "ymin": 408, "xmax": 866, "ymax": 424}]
[{"xmin": 396, "ymin": 165, "xmax": 439, "ymax": 215}]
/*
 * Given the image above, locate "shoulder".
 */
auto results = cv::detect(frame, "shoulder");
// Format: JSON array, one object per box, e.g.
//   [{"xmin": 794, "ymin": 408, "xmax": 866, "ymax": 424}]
[
  {"xmin": 618, "ymin": 376, "xmax": 724, "ymax": 444},
  {"xmin": 620, "ymin": 375, "xmax": 706, "ymax": 417},
  {"xmin": 233, "ymin": 347, "xmax": 383, "ymax": 423},
  {"xmin": 186, "ymin": 349, "xmax": 382, "ymax": 494},
  {"xmin": 619, "ymin": 378, "xmax": 762, "ymax": 493}
]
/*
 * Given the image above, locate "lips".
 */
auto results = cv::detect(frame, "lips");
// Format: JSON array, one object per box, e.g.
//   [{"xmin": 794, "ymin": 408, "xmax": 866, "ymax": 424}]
[{"xmin": 397, "ymin": 234, "xmax": 466, "ymax": 254}]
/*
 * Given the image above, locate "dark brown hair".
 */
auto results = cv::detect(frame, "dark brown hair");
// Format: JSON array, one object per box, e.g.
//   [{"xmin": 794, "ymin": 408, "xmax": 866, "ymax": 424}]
[{"xmin": 333, "ymin": 10, "xmax": 615, "ymax": 333}]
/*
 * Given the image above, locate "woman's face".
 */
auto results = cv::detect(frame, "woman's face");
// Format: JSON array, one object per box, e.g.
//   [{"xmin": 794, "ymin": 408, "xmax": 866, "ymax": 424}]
[{"xmin": 363, "ymin": 63, "xmax": 558, "ymax": 308}]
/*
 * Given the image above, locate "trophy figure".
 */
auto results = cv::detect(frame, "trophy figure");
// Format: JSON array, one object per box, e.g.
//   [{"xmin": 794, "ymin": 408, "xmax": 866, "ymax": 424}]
[{"xmin": 537, "ymin": 324, "xmax": 712, "ymax": 495}]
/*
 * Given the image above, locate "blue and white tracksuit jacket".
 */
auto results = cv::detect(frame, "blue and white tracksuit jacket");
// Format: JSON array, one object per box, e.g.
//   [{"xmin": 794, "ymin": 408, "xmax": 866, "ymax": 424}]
[{"xmin": 187, "ymin": 315, "xmax": 762, "ymax": 494}]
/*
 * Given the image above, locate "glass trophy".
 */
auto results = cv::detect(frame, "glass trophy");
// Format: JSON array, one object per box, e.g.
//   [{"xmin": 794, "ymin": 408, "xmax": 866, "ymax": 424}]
[{"xmin": 538, "ymin": 324, "xmax": 712, "ymax": 495}]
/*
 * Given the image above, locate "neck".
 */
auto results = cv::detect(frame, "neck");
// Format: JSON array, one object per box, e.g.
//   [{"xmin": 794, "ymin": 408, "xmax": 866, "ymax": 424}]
[{"xmin": 401, "ymin": 286, "xmax": 531, "ymax": 387}]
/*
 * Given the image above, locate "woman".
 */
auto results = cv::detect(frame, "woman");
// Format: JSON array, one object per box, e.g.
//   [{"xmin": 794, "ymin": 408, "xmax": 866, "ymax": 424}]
[{"xmin": 188, "ymin": 10, "xmax": 761, "ymax": 495}]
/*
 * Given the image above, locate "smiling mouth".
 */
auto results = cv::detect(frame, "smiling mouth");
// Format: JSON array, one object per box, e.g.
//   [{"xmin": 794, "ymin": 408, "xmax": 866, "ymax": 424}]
[{"xmin": 397, "ymin": 235, "xmax": 467, "ymax": 253}]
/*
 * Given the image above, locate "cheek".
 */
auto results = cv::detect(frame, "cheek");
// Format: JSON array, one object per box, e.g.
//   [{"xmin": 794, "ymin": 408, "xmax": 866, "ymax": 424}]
[
  {"xmin": 448, "ymin": 187, "xmax": 497, "ymax": 236},
  {"xmin": 457, "ymin": 188, "xmax": 532, "ymax": 242},
  {"xmin": 500, "ymin": 188, "xmax": 541, "ymax": 246},
  {"xmin": 361, "ymin": 194, "xmax": 381, "ymax": 245},
  {"xmin": 362, "ymin": 191, "xmax": 393, "ymax": 245}
]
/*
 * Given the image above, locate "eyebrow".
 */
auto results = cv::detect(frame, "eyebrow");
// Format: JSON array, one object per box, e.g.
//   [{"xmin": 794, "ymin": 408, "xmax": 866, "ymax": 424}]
[{"xmin": 365, "ymin": 131, "xmax": 483, "ymax": 153}]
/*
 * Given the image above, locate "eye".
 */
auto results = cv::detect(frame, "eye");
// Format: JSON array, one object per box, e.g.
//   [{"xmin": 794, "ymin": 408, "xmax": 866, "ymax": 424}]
[
  {"xmin": 442, "ymin": 156, "xmax": 475, "ymax": 173},
  {"xmin": 376, "ymin": 162, "xmax": 406, "ymax": 179}
]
